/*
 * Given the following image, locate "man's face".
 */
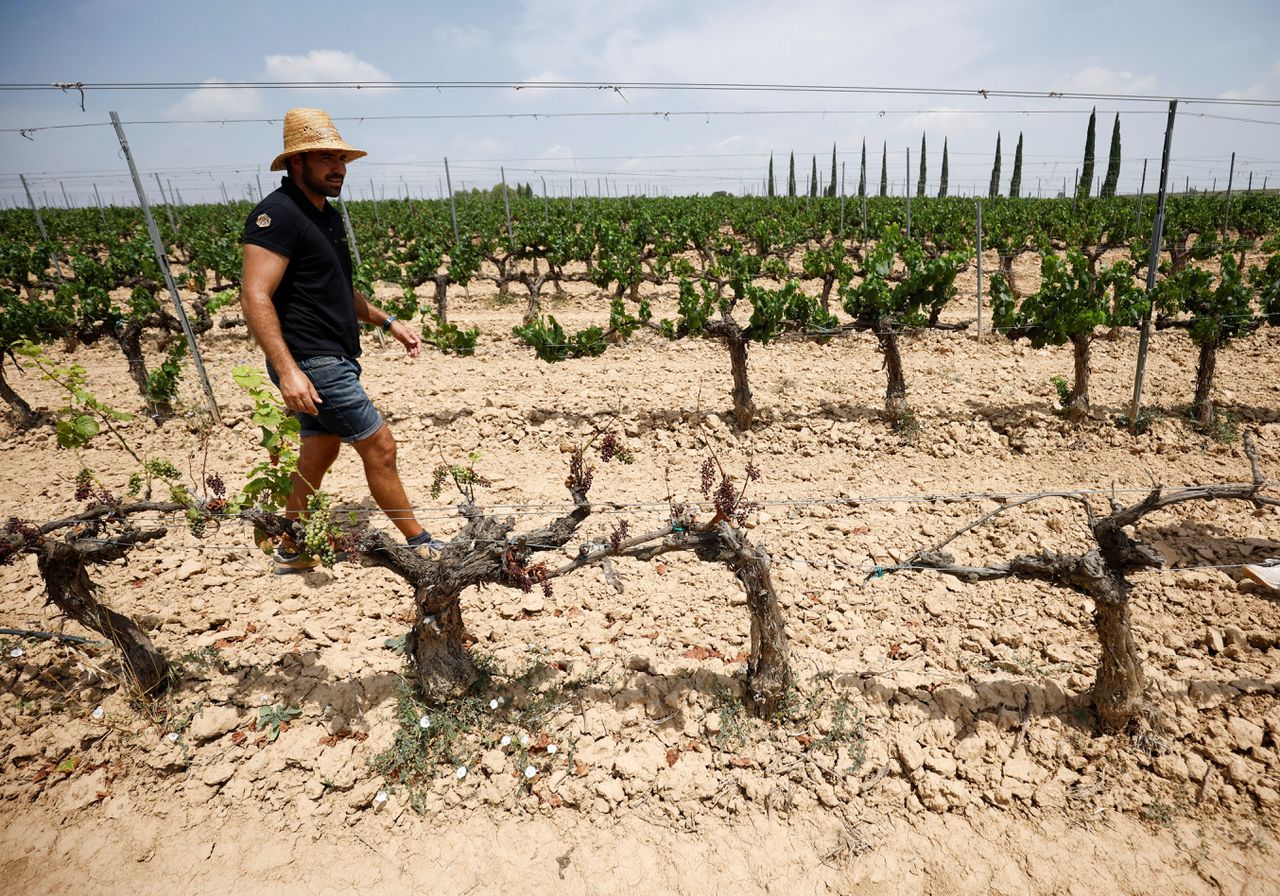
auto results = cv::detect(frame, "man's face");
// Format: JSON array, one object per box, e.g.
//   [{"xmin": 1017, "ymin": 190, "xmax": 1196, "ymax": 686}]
[{"xmin": 292, "ymin": 151, "xmax": 346, "ymax": 198}]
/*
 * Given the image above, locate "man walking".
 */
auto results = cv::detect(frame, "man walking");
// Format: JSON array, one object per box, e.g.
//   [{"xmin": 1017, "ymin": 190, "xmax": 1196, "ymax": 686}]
[{"xmin": 241, "ymin": 108, "xmax": 439, "ymax": 572}]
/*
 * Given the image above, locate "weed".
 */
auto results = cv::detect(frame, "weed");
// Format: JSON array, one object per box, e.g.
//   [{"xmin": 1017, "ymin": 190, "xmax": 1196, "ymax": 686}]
[
  {"xmin": 710, "ymin": 685, "xmax": 750, "ymax": 749},
  {"xmin": 171, "ymin": 645, "xmax": 230, "ymax": 678},
  {"xmin": 257, "ymin": 704, "xmax": 302, "ymax": 742},
  {"xmin": 1140, "ymin": 797, "xmax": 1181, "ymax": 829},
  {"xmin": 373, "ymin": 655, "xmax": 584, "ymax": 811},
  {"xmin": 1200, "ymin": 408, "xmax": 1240, "ymax": 444},
  {"xmin": 1112, "ymin": 411, "xmax": 1156, "ymax": 435},
  {"xmin": 891, "ymin": 407, "xmax": 921, "ymax": 443},
  {"xmin": 1050, "ymin": 375, "xmax": 1071, "ymax": 409},
  {"xmin": 815, "ymin": 695, "xmax": 867, "ymax": 775}
]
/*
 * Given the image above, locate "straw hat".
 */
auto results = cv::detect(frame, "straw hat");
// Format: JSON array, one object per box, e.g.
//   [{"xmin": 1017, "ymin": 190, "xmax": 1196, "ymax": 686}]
[{"xmin": 270, "ymin": 108, "xmax": 366, "ymax": 172}]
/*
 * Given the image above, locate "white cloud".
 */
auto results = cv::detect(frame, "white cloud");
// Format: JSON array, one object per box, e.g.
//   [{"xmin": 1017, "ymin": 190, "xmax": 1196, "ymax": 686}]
[
  {"xmin": 540, "ymin": 144, "xmax": 576, "ymax": 160},
  {"xmin": 1054, "ymin": 66, "xmax": 1157, "ymax": 96},
  {"xmin": 165, "ymin": 50, "xmax": 394, "ymax": 119},
  {"xmin": 1219, "ymin": 61, "xmax": 1280, "ymax": 100},
  {"xmin": 431, "ymin": 25, "xmax": 492, "ymax": 50},
  {"xmin": 511, "ymin": 70, "xmax": 575, "ymax": 100},
  {"xmin": 165, "ymin": 78, "xmax": 264, "ymax": 119},
  {"xmin": 263, "ymin": 50, "xmax": 395, "ymax": 93}
]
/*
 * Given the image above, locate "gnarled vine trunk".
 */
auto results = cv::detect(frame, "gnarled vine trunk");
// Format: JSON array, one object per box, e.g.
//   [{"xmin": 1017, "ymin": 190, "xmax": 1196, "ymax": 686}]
[
  {"xmin": 710, "ymin": 315, "xmax": 755, "ymax": 430},
  {"xmin": 1192, "ymin": 338, "xmax": 1217, "ymax": 426},
  {"xmin": 706, "ymin": 526, "xmax": 791, "ymax": 715},
  {"xmin": 1067, "ymin": 333, "xmax": 1092, "ymax": 418},
  {"xmin": 874, "ymin": 320, "xmax": 908, "ymax": 420},
  {"xmin": 36, "ymin": 539, "xmax": 169, "ymax": 696},
  {"xmin": 432, "ymin": 276, "xmax": 449, "ymax": 325},
  {"xmin": 0, "ymin": 359, "xmax": 38, "ymax": 429}
]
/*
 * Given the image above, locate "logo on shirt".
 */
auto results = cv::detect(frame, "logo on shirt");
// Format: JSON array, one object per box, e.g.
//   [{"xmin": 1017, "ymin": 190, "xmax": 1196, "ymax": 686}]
[{"xmin": 256, "ymin": 213, "xmax": 272, "ymax": 228}]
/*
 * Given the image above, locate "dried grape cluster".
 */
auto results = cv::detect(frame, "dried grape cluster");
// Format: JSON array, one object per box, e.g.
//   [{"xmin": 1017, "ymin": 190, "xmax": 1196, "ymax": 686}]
[
  {"xmin": 698, "ymin": 457, "xmax": 761, "ymax": 527},
  {"xmin": 204, "ymin": 473, "xmax": 226, "ymax": 498},
  {"xmin": 599, "ymin": 430, "xmax": 633, "ymax": 464},
  {"xmin": 565, "ymin": 448, "xmax": 594, "ymax": 495},
  {"xmin": 0, "ymin": 518, "xmax": 41, "ymax": 565},
  {"xmin": 609, "ymin": 519, "xmax": 630, "ymax": 552},
  {"xmin": 503, "ymin": 552, "xmax": 552, "ymax": 598},
  {"xmin": 73, "ymin": 468, "xmax": 114, "ymax": 506}
]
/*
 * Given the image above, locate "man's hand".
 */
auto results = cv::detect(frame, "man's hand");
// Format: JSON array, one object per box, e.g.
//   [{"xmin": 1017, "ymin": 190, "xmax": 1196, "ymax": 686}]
[
  {"xmin": 277, "ymin": 366, "xmax": 324, "ymax": 415},
  {"xmin": 389, "ymin": 320, "xmax": 421, "ymax": 359}
]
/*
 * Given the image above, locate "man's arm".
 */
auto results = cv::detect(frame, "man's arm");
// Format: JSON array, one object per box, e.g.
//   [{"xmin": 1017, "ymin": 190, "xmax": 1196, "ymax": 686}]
[
  {"xmin": 354, "ymin": 288, "xmax": 420, "ymax": 358},
  {"xmin": 241, "ymin": 243, "xmax": 324, "ymax": 414}
]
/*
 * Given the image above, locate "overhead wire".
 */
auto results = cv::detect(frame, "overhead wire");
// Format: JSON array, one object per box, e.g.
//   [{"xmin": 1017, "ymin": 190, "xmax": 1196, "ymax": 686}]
[{"xmin": 3, "ymin": 78, "xmax": 1279, "ymax": 108}]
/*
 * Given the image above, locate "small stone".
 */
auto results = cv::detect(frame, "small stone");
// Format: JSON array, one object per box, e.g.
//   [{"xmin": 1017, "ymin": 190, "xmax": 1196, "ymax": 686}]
[
  {"xmin": 521, "ymin": 594, "xmax": 545, "ymax": 614},
  {"xmin": 302, "ymin": 622, "xmax": 331, "ymax": 644},
  {"xmin": 595, "ymin": 778, "xmax": 625, "ymax": 803},
  {"xmin": 482, "ymin": 749, "xmax": 506, "ymax": 776},
  {"xmin": 187, "ymin": 706, "xmax": 244, "ymax": 744},
  {"xmin": 1002, "ymin": 755, "xmax": 1043, "ymax": 784},
  {"xmin": 895, "ymin": 736, "xmax": 925, "ymax": 776},
  {"xmin": 1253, "ymin": 785, "xmax": 1279, "ymax": 806},
  {"xmin": 1153, "ymin": 753, "xmax": 1189, "ymax": 781},
  {"xmin": 1227, "ymin": 718, "xmax": 1264, "ymax": 751},
  {"xmin": 201, "ymin": 762, "xmax": 236, "ymax": 787}
]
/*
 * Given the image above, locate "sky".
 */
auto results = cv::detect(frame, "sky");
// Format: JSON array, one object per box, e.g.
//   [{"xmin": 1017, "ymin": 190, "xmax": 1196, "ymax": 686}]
[{"xmin": 1, "ymin": 0, "xmax": 1279, "ymax": 209}]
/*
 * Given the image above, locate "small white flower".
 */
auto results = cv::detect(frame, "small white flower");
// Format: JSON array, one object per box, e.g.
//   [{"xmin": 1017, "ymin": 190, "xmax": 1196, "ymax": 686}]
[
  {"xmin": 489, "ymin": 699, "xmax": 499, "ymax": 710},
  {"xmin": 496, "ymin": 696, "xmax": 505, "ymax": 707},
  {"xmin": 519, "ymin": 734, "xmax": 530, "ymax": 747},
  {"xmin": 591, "ymin": 646, "xmax": 603, "ymax": 656},
  {"xmin": 418, "ymin": 715, "xmax": 431, "ymax": 729},
  {"xmin": 373, "ymin": 790, "xmax": 388, "ymax": 805},
  {"xmin": 547, "ymin": 744, "xmax": 557, "ymax": 754},
  {"xmin": 455, "ymin": 766, "xmax": 467, "ymax": 780},
  {"xmin": 258, "ymin": 694, "xmax": 271, "ymax": 705},
  {"xmin": 500, "ymin": 735, "xmax": 512, "ymax": 748},
  {"xmin": 91, "ymin": 707, "xmax": 104, "ymax": 720},
  {"xmin": 8, "ymin": 648, "xmax": 23, "ymax": 659},
  {"xmin": 165, "ymin": 732, "xmax": 179, "ymax": 743},
  {"xmin": 524, "ymin": 765, "xmax": 537, "ymax": 779}
]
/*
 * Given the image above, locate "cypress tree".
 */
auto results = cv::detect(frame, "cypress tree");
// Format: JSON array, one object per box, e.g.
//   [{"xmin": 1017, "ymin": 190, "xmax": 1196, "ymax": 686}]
[
  {"xmin": 1010, "ymin": 132, "xmax": 1024, "ymax": 198},
  {"xmin": 858, "ymin": 140, "xmax": 867, "ymax": 198},
  {"xmin": 988, "ymin": 132, "xmax": 1002, "ymax": 199},
  {"xmin": 917, "ymin": 132, "xmax": 927, "ymax": 197},
  {"xmin": 828, "ymin": 143, "xmax": 838, "ymax": 197},
  {"xmin": 939, "ymin": 138, "xmax": 949, "ymax": 198},
  {"xmin": 810, "ymin": 156, "xmax": 818, "ymax": 197},
  {"xmin": 1101, "ymin": 113, "xmax": 1121, "ymax": 198},
  {"xmin": 1079, "ymin": 107, "xmax": 1097, "ymax": 198},
  {"xmin": 879, "ymin": 142, "xmax": 888, "ymax": 197},
  {"xmin": 768, "ymin": 154, "xmax": 775, "ymax": 198},
  {"xmin": 788, "ymin": 152, "xmax": 797, "ymax": 197}
]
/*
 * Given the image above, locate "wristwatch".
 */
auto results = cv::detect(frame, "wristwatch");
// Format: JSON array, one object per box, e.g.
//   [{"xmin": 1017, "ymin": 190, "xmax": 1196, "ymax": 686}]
[{"xmin": 382, "ymin": 315, "xmax": 397, "ymax": 332}]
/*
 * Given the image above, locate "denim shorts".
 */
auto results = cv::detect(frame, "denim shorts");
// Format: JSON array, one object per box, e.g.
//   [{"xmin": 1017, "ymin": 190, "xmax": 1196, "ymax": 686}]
[{"xmin": 268, "ymin": 356, "xmax": 384, "ymax": 443}]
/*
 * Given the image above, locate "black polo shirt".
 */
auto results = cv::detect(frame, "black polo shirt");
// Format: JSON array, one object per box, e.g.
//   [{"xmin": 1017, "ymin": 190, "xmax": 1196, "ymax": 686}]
[{"xmin": 242, "ymin": 176, "xmax": 360, "ymax": 360}]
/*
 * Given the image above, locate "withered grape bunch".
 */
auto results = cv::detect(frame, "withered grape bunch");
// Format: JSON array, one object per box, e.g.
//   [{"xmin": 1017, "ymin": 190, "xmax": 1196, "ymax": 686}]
[
  {"xmin": 565, "ymin": 448, "xmax": 594, "ymax": 495},
  {"xmin": 609, "ymin": 519, "xmax": 630, "ymax": 552},
  {"xmin": 0, "ymin": 518, "xmax": 42, "ymax": 565},
  {"xmin": 502, "ymin": 552, "xmax": 553, "ymax": 598}
]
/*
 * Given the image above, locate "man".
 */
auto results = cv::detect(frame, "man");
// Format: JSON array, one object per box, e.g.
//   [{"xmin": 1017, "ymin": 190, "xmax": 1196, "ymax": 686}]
[{"xmin": 241, "ymin": 108, "xmax": 440, "ymax": 573}]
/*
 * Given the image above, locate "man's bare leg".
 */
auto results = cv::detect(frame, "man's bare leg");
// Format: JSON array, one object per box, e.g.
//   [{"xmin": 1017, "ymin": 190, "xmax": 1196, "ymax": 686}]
[
  {"xmin": 352, "ymin": 424, "xmax": 426, "ymax": 541},
  {"xmin": 281, "ymin": 434, "xmax": 341, "ymax": 548}
]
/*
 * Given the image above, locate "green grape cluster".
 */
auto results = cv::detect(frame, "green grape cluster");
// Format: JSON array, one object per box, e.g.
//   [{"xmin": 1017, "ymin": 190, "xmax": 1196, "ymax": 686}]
[{"xmin": 302, "ymin": 491, "xmax": 338, "ymax": 567}]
